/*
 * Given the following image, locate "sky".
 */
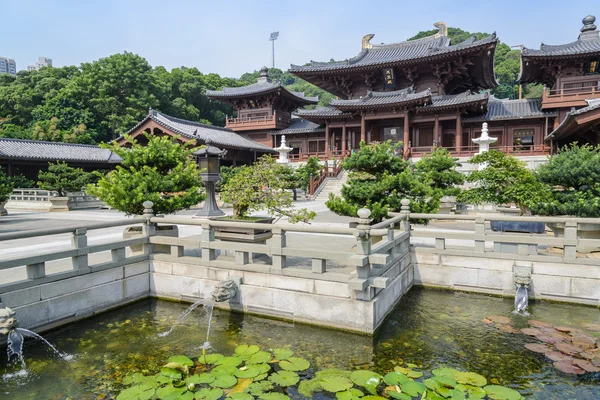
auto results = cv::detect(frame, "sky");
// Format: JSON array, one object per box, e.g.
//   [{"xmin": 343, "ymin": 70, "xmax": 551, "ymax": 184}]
[{"xmin": 1, "ymin": 0, "xmax": 597, "ymax": 78}]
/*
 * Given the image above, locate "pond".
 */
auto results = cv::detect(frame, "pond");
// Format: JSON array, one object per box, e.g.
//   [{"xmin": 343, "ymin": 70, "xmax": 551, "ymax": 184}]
[{"xmin": 1, "ymin": 288, "xmax": 599, "ymax": 399}]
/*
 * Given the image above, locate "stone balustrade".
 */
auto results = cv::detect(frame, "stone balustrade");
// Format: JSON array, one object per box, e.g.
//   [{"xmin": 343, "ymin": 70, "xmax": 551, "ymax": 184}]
[{"xmin": 6, "ymin": 188, "xmax": 104, "ymax": 211}]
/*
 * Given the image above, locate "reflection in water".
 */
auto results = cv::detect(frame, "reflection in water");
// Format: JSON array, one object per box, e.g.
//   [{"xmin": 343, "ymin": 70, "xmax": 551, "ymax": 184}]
[{"xmin": 1, "ymin": 288, "xmax": 599, "ymax": 399}]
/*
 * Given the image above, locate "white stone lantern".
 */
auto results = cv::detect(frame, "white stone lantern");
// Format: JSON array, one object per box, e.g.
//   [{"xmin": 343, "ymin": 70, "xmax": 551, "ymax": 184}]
[
  {"xmin": 275, "ymin": 135, "xmax": 292, "ymax": 165},
  {"xmin": 472, "ymin": 122, "xmax": 497, "ymax": 170}
]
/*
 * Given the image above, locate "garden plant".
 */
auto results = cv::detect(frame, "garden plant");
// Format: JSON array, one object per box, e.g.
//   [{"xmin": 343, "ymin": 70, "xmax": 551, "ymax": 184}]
[{"xmin": 37, "ymin": 161, "xmax": 91, "ymax": 197}]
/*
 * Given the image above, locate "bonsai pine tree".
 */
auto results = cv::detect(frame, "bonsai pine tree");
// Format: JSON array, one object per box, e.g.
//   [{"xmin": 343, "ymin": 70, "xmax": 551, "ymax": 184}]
[
  {"xmin": 532, "ymin": 143, "xmax": 600, "ymax": 217},
  {"xmin": 88, "ymin": 134, "xmax": 204, "ymax": 215},
  {"xmin": 414, "ymin": 147, "xmax": 464, "ymax": 196},
  {"xmin": 220, "ymin": 155, "xmax": 315, "ymax": 223},
  {"xmin": 38, "ymin": 161, "xmax": 91, "ymax": 197},
  {"xmin": 457, "ymin": 150, "xmax": 550, "ymax": 215},
  {"xmin": 326, "ymin": 141, "xmax": 440, "ymax": 222},
  {"xmin": 295, "ymin": 156, "xmax": 323, "ymax": 193},
  {"xmin": 0, "ymin": 171, "xmax": 14, "ymax": 203}
]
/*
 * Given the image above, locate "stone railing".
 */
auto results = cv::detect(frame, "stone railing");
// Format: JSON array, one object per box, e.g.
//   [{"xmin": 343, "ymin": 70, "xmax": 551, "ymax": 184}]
[{"xmin": 6, "ymin": 188, "xmax": 104, "ymax": 211}]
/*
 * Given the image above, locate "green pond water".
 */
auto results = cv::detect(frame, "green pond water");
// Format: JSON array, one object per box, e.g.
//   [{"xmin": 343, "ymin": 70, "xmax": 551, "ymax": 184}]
[{"xmin": 1, "ymin": 288, "xmax": 599, "ymax": 399}]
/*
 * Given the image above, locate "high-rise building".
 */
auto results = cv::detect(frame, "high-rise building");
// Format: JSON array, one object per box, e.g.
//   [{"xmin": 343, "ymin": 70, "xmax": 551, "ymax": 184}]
[
  {"xmin": 0, "ymin": 57, "xmax": 17, "ymax": 76},
  {"xmin": 27, "ymin": 56, "xmax": 52, "ymax": 71}
]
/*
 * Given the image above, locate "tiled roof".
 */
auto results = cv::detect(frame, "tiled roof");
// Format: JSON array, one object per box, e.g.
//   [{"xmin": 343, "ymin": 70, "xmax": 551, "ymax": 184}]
[
  {"xmin": 414, "ymin": 92, "xmax": 489, "ymax": 113},
  {"xmin": 124, "ymin": 110, "xmax": 276, "ymax": 153},
  {"xmin": 290, "ymin": 34, "xmax": 497, "ymax": 73},
  {"xmin": 522, "ymin": 38, "xmax": 600, "ymax": 58},
  {"xmin": 464, "ymin": 98, "xmax": 556, "ymax": 122},
  {"xmin": 547, "ymin": 98, "xmax": 600, "ymax": 140},
  {"xmin": 206, "ymin": 81, "xmax": 318, "ymax": 104},
  {"xmin": 330, "ymin": 88, "xmax": 431, "ymax": 110},
  {"xmin": 0, "ymin": 138, "xmax": 121, "ymax": 163},
  {"xmin": 279, "ymin": 118, "xmax": 324, "ymax": 134},
  {"xmin": 294, "ymin": 107, "xmax": 353, "ymax": 119}
]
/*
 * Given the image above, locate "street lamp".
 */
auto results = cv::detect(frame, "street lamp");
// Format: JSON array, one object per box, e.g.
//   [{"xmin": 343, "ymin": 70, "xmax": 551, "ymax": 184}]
[
  {"xmin": 269, "ymin": 31, "xmax": 279, "ymax": 69},
  {"xmin": 195, "ymin": 141, "xmax": 227, "ymax": 217}
]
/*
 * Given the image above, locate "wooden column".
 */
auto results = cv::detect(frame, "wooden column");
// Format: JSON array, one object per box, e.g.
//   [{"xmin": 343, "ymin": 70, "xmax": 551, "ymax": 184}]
[
  {"xmin": 342, "ymin": 124, "xmax": 347, "ymax": 155},
  {"xmin": 455, "ymin": 113, "xmax": 462, "ymax": 154},
  {"xmin": 360, "ymin": 114, "xmax": 366, "ymax": 143},
  {"xmin": 434, "ymin": 116, "xmax": 440, "ymax": 147},
  {"xmin": 403, "ymin": 113, "xmax": 410, "ymax": 149},
  {"xmin": 325, "ymin": 122, "xmax": 330, "ymax": 157}
]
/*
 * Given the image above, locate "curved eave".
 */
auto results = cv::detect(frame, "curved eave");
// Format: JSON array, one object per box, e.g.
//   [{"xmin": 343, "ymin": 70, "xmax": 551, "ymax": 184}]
[
  {"xmin": 290, "ymin": 39, "xmax": 498, "ymax": 77},
  {"xmin": 415, "ymin": 98, "xmax": 489, "ymax": 114},
  {"xmin": 294, "ymin": 112, "xmax": 354, "ymax": 123},
  {"xmin": 207, "ymin": 86, "xmax": 318, "ymax": 106},
  {"xmin": 331, "ymin": 97, "xmax": 430, "ymax": 111},
  {"xmin": 518, "ymin": 50, "xmax": 600, "ymax": 84},
  {"xmin": 546, "ymin": 102, "xmax": 600, "ymax": 141}
]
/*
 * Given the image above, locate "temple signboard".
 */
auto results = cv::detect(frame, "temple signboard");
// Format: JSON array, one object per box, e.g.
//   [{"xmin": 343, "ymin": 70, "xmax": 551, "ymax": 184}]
[{"xmin": 382, "ymin": 68, "xmax": 397, "ymax": 89}]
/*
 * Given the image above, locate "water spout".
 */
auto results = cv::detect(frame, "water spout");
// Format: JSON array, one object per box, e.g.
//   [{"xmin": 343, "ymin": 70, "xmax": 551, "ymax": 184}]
[
  {"xmin": 211, "ymin": 279, "xmax": 239, "ymax": 302},
  {"xmin": 159, "ymin": 297, "xmax": 214, "ymax": 338},
  {"xmin": 514, "ymin": 285, "xmax": 530, "ymax": 316}
]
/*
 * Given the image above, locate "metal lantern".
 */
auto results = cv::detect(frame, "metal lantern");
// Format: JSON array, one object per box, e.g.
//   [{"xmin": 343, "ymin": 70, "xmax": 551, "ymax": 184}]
[{"xmin": 195, "ymin": 142, "xmax": 227, "ymax": 217}]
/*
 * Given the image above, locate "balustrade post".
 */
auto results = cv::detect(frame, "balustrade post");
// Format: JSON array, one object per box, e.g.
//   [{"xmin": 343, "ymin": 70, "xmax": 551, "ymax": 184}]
[
  {"xmin": 474, "ymin": 218, "xmax": 486, "ymax": 253},
  {"xmin": 399, "ymin": 199, "xmax": 410, "ymax": 232},
  {"xmin": 271, "ymin": 227, "xmax": 287, "ymax": 270},
  {"xmin": 142, "ymin": 201, "xmax": 156, "ymax": 256},
  {"xmin": 354, "ymin": 208, "xmax": 372, "ymax": 279},
  {"xmin": 26, "ymin": 262, "xmax": 46, "ymax": 279},
  {"xmin": 564, "ymin": 220, "xmax": 577, "ymax": 260},
  {"xmin": 201, "ymin": 222, "xmax": 216, "ymax": 261},
  {"xmin": 71, "ymin": 228, "xmax": 89, "ymax": 270}
]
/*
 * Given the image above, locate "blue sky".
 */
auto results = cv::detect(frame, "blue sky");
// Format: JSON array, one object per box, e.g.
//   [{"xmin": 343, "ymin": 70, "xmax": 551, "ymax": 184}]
[{"xmin": 2, "ymin": 0, "xmax": 597, "ymax": 77}]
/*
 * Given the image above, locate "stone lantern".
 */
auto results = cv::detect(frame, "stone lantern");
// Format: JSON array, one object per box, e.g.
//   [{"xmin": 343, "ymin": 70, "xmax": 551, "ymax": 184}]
[
  {"xmin": 275, "ymin": 135, "xmax": 293, "ymax": 165},
  {"xmin": 195, "ymin": 141, "xmax": 226, "ymax": 217},
  {"xmin": 472, "ymin": 122, "xmax": 498, "ymax": 170}
]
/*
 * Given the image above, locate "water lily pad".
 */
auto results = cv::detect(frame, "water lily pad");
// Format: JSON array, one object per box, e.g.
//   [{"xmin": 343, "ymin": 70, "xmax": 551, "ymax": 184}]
[
  {"xmin": 236, "ymin": 365, "xmax": 265, "ymax": 379},
  {"xmin": 433, "ymin": 376, "xmax": 457, "ymax": 388},
  {"xmin": 487, "ymin": 315, "xmax": 510, "ymax": 324},
  {"xmin": 258, "ymin": 393, "xmax": 290, "ymax": 400},
  {"xmin": 454, "ymin": 372, "xmax": 486, "ymax": 387},
  {"xmin": 320, "ymin": 376, "xmax": 354, "ymax": 393},
  {"xmin": 195, "ymin": 387, "xmax": 224, "ymax": 400},
  {"xmin": 545, "ymin": 351, "xmax": 570, "ymax": 362},
  {"xmin": 117, "ymin": 384, "xmax": 155, "ymax": 400},
  {"xmin": 520, "ymin": 328, "xmax": 540, "ymax": 336},
  {"xmin": 484, "ymin": 385, "xmax": 522, "ymax": 400},
  {"xmin": 553, "ymin": 360, "xmax": 585, "ymax": 375},
  {"xmin": 432, "ymin": 368, "xmax": 460, "ymax": 378},
  {"xmin": 186, "ymin": 373, "xmax": 215, "ymax": 385},
  {"xmin": 582, "ymin": 322, "xmax": 600, "ymax": 332},
  {"xmin": 400, "ymin": 381, "xmax": 426, "ymax": 397},
  {"xmin": 279, "ymin": 357, "xmax": 310, "ymax": 371},
  {"xmin": 213, "ymin": 365, "xmax": 238, "ymax": 376},
  {"xmin": 216, "ymin": 356, "xmax": 244, "ymax": 367},
  {"xmin": 229, "ymin": 394, "xmax": 253, "ymax": 400},
  {"xmin": 573, "ymin": 359, "xmax": 600, "ymax": 373},
  {"xmin": 213, "ymin": 374, "xmax": 238, "ymax": 388},
  {"xmin": 273, "ymin": 348, "xmax": 294, "ymax": 361},
  {"xmin": 524, "ymin": 343, "xmax": 551, "ymax": 354},
  {"xmin": 555, "ymin": 342, "xmax": 581, "ymax": 356},
  {"xmin": 246, "ymin": 381, "xmax": 274, "ymax": 396},
  {"xmin": 454, "ymin": 384, "xmax": 485, "ymax": 398},
  {"xmin": 253, "ymin": 373, "xmax": 269, "ymax": 382},
  {"xmin": 336, "ymin": 388, "xmax": 364, "ymax": 400},
  {"xmin": 160, "ymin": 367, "xmax": 182, "ymax": 380},
  {"xmin": 383, "ymin": 372, "xmax": 410, "ymax": 385},
  {"xmin": 385, "ymin": 390, "xmax": 411, "ymax": 400},
  {"xmin": 361, "ymin": 396, "xmax": 386, "ymax": 400},
  {"xmin": 528, "ymin": 320, "xmax": 552, "ymax": 328},
  {"xmin": 165, "ymin": 391, "xmax": 194, "ymax": 400},
  {"xmin": 269, "ymin": 370, "xmax": 300, "ymax": 387},
  {"xmin": 235, "ymin": 345, "xmax": 260, "ymax": 358},
  {"xmin": 156, "ymin": 385, "xmax": 187, "ymax": 399},
  {"xmin": 248, "ymin": 351, "xmax": 272, "ymax": 364},
  {"xmin": 350, "ymin": 370, "xmax": 382, "ymax": 389},
  {"xmin": 168, "ymin": 355, "xmax": 194, "ymax": 367},
  {"xmin": 198, "ymin": 354, "xmax": 224, "ymax": 365}
]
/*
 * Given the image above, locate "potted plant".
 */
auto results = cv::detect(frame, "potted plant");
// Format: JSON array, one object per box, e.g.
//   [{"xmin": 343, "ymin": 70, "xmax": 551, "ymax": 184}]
[
  {"xmin": 531, "ymin": 144, "xmax": 600, "ymax": 252},
  {"xmin": 414, "ymin": 148, "xmax": 464, "ymax": 214},
  {"xmin": 457, "ymin": 150, "xmax": 550, "ymax": 233},
  {"xmin": 88, "ymin": 134, "xmax": 205, "ymax": 253},
  {"xmin": 0, "ymin": 171, "xmax": 14, "ymax": 216},
  {"xmin": 218, "ymin": 155, "xmax": 315, "ymax": 242},
  {"xmin": 37, "ymin": 161, "xmax": 91, "ymax": 212}
]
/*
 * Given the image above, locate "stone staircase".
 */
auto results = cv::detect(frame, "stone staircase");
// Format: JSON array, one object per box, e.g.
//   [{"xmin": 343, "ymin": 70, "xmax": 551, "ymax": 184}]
[{"xmin": 314, "ymin": 171, "xmax": 347, "ymax": 202}]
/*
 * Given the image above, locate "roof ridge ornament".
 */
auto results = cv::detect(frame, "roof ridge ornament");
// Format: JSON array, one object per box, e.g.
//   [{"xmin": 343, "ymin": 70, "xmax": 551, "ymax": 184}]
[
  {"xmin": 433, "ymin": 22, "xmax": 448, "ymax": 37},
  {"xmin": 362, "ymin": 34, "xmax": 375, "ymax": 49},
  {"xmin": 579, "ymin": 15, "xmax": 598, "ymax": 40},
  {"xmin": 257, "ymin": 66, "xmax": 270, "ymax": 83}
]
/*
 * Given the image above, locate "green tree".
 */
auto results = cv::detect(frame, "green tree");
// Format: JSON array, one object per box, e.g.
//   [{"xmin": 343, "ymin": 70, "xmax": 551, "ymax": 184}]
[
  {"xmin": 457, "ymin": 150, "xmax": 550, "ymax": 215},
  {"xmin": 295, "ymin": 156, "xmax": 324, "ymax": 192},
  {"xmin": 9, "ymin": 174, "xmax": 35, "ymax": 189},
  {"xmin": 220, "ymin": 155, "xmax": 315, "ymax": 223},
  {"xmin": 37, "ymin": 161, "xmax": 91, "ymax": 197},
  {"xmin": 326, "ymin": 141, "xmax": 440, "ymax": 222},
  {"xmin": 87, "ymin": 134, "xmax": 204, "ymax": 215},
  {"xmin": 531, "ymin": 144, "xmax": 600, "ymax": 217},
  {"xmin": 414, "ymin": 148, "xmax": 464, "ymax": 195},
  {"xmin": 0, "ymin": 171, "xmax": 14, "ymax": 203}
]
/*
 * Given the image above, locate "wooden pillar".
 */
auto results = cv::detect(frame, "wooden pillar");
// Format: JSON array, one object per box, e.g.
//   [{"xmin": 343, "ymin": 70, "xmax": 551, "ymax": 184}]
[
  {"xmin": 434, "ymin": 116, "xmax": 440, "ymax": 147},
  {"xmin": 360, "ymin": 114, "xmax": 366, "ymax": 144},
  {"xmin": 342, "ymin": 124, "xmax": 347, "ymax": 155},
  {"xmin": 455, "ymin": 113, "xmax": 462, "ymax": 154},
  {"xmin": 403, "ymin": 113, "xmax": 410, "ymax": 149},
  {"xmin": 325, "ymin": 122, "xmax": 330, "ymax": 157},
  {"xmin": 272, "ymin": 135, "xmax": 276, "ymax": 148}
]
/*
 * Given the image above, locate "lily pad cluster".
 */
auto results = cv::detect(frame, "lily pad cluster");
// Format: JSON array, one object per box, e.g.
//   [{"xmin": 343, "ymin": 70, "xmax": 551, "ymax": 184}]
[
  {"xmin": 484, "ymin": 317, "xmax": 600, "ymax": 375},
  {"xmin": 116, "ymin": 345, "xmax": 524, "ymax": 400}
]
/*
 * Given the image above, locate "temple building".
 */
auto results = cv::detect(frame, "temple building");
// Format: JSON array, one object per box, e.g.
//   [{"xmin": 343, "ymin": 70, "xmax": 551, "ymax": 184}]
[
  {"xmin": 520, "ymin": 15, "xmax": 600, "ymax": 147},
  {"xmin": 116, "ymin": 109, "xmax": 276, "ymax": 165}
]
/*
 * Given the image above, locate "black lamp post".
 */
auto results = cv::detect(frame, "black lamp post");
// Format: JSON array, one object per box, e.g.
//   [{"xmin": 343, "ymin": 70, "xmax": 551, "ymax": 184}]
[{"xmin": 195, "ymin": 141, "xmax": 226, "ymax": 217}]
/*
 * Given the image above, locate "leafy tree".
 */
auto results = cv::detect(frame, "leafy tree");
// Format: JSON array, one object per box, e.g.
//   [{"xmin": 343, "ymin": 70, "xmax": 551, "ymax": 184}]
[
  {"xmin": 0, "ymin": 123, "xmax": 30, "ymax": 139},
  {"xmin": 88, "ymin": 134, "xmax": 204, "ymax": 215},
  {"xmin": 37, "ymin": 161, "xmax": 91, "ymax": 197},
  {"xmin": 414, "ymin": 148, "xmax": 464, "ymax": 195},
  {"xmin": 457, "ymin": 150, "xmax": 550, "ymax": 215},
  {"xmin": 0, "ymin": 171, "xmax": 14, "ymax": 203},
  {"xmin": 220, "ymin": 155, "xmax": 315, "ymax": 223},
  {"xmin": 216, "ymin": 165, "xmax": 240, "ymax": 192},
  {"xmin": 326, "ymin": 141, "xmax": 440, "ymax": 222},
  {"xmin": 295, "ymin": 156, "xmax": 324, "ymax": 192},
  {"xmin": 9, "ymin": 174, "xmax": 35, "ymax": 189},
  {"xmin": 531, "ymin": 144, "xmax": 600, "ymax": 217}
]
